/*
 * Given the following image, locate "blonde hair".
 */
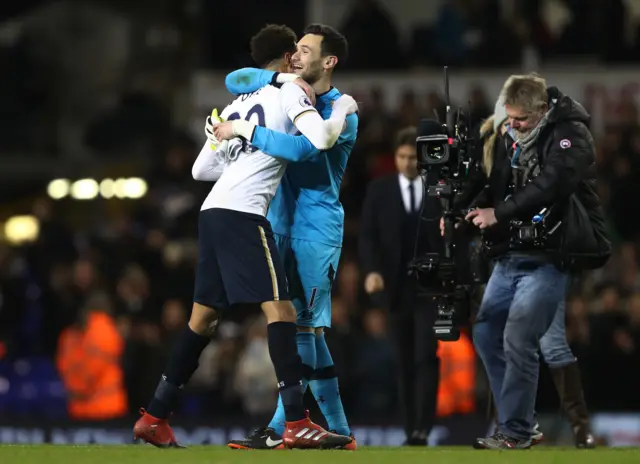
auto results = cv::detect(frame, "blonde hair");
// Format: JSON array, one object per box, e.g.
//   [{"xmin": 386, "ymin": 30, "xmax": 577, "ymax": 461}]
[
  {"xmin": 480, "ymin": 116, "xmax": 496, "ymax": 176},
  {"xmin": 500, "ymin": 73, "xmax": 548, "ymax": 114}
]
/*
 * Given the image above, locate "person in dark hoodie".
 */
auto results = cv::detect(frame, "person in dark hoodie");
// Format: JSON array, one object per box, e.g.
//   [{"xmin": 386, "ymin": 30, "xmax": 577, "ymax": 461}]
[
  {"xmin": 455, "ymin": 73, "xmax": 609, "ymax": 450},
  {"xmin": 453, "ymin": 97, "xmax": 596, "ymax": 449}
]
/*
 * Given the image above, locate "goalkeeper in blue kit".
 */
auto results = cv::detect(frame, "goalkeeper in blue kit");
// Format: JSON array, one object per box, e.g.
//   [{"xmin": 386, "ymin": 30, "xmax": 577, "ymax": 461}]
[{"xmin": 212, "ymin": 24, "xmax": 359, "ymax": 450}]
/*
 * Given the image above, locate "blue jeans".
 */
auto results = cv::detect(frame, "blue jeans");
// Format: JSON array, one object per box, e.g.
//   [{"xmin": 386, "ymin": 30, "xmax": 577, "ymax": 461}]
[
  {"xmin": 540, "ymin": 300, "xmax": 576, "ymax": 368},
  {"xmin": 473, "ymin": 255, "xmax": 570, "ymax": 439}
]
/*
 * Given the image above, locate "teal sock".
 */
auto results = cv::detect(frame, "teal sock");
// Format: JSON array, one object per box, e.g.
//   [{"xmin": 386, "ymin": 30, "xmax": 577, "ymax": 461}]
[
  {"xmin": 268, "ymin": 396, "xmax": 286, "ymax": 435},
  {"xmin": 268, "ymin": 332, "xmax": 316, "ymax": 435},
  {"xmin": 309, "ymin": 332, "xmax": 351, "ymax": 436}
]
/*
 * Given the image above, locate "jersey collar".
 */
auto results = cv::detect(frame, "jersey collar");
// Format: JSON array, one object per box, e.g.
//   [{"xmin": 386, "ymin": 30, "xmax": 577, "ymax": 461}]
[{"xmin": 318, "ymin": 86, "xmax": 338, "ymax": 102}]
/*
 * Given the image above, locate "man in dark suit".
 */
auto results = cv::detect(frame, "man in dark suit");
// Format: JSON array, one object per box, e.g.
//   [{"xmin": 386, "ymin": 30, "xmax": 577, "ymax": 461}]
[{"xmin": 358, "ymin": 126, "xmax": 442, "ymax": 445}]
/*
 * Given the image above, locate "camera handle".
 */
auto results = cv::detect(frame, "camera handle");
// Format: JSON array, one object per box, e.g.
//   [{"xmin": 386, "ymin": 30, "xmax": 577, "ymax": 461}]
[
  {"xmin": 427, "ymin": 179, "xmax": 458, "ymax": 261},
  {"xmin": 437, "ymin": 190, "xmax": 471, "ymax": 260},
  {"xmin": 441, "ymin": 197, "xmax": 454, "ymax": 260}
]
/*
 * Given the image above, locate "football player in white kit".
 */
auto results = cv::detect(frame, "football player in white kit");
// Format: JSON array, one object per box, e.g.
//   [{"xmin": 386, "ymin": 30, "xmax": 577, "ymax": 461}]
[{"xmin": 133, "ymin": 24, "xmax": 358, "ymax": 450}]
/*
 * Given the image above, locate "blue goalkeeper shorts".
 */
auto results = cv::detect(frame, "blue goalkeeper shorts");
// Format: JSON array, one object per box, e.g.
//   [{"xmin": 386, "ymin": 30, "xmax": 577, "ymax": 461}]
[{"xmin": 274, "ymin": 234, "xmax": 340, "ymax": 328}]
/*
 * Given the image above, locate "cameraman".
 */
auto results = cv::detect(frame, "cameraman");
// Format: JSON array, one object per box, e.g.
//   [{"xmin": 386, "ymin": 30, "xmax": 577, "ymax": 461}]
[
  {"xmin": 457, "ymin": 74, "xmax": 609, "ymax": 449},
  {"xmin": 457, "ymin": 97, "xmax": 595, "ymax": 448},
  {"xmin": 359, "ymin": 127, "xmax": 442, "ymax": 446}
]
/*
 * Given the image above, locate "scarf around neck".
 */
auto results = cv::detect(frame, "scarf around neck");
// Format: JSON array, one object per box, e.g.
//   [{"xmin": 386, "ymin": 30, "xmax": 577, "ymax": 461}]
[{"xmin": 511, "ymin": 107, "xmax": 554, "ymax": 184}]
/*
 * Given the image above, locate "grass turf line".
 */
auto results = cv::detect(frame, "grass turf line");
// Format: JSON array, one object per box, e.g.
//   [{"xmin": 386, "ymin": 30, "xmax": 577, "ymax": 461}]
[{"xmin": 0, "ymin": 445, "xmax": 639, "ymax": 464}]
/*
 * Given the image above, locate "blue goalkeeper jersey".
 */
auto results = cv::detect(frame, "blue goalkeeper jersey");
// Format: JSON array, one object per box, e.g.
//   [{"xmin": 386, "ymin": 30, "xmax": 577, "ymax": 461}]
[{"xmin": 225, "ymin": 68, "xmax": 358, "ymax": 247}]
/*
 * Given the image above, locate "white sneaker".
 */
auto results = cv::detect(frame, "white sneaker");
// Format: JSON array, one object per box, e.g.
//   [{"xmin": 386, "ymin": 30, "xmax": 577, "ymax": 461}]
[{"xmin": 531, "ymin": 423, "xmax": 544, "ymax": 446}]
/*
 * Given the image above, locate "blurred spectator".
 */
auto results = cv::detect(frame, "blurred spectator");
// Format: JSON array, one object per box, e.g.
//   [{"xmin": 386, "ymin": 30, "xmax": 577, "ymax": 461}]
[
  {"xmin": 468, "ymin": 84, "xmax": 492, "ymax": 129},
  {"xmin": 335, "ymin": 257, "xmax": 361, "ymax": 311},
  {"xmin": 566, "ymin": 296, "xmax": 591, "ymax": 355},
  {"xmin": 234, "ymin": 315, "xmax": 277, "ymax": 420},
  {"xmin": 145, "ymin": 132, "xmax": 206, "ymax": 238},
  {"xmin": 339, "ymin": 0, "xmax": 404, "ymax": 70},
  {"xmin": 436, "ymin": 333, "xmax": 475, "ymax": 418},
  {"xmin": 56, "ymin": 291, "xmax": 127, "ymax": 420},
  {"xmin": 29, "ymin": 198, "xmax": 75, "ymax": 275},
  {"xmin": 353, "ymin": 308, "xmax": 397, "ymax": 419},
  {"xmin": 432, "ymin": 0, "xmax": 470, "ymax": 65},
  {"xmin": 325, "ymin": 297, "xmax": 355, "ymax": 388},
  {"xmin": 0, "ymin": 247, "xmax": 26, "ymax": 357},
  {"xmin": 115, "ymin": 264, "xmax": 156, "ymax": 322},
  {"xmin": 397, "ymin": 89, "xmax": 422, "ymax": 130}
]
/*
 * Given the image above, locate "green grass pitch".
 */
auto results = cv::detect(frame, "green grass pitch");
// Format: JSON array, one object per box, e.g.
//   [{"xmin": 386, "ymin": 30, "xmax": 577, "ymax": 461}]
[{"xmin": 1, "ymin": 445, "xmax": 639, "ymax": 464}]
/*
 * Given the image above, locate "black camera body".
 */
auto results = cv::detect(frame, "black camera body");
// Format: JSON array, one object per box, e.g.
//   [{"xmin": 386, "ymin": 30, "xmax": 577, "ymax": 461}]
[
  {"xmin": 482, "ymin": 207, "xmax": 561, "ymax": 258},
  {"xmin": 408, "ymin": 67, "xmax": 479, "ymax": 342},
  {"xmin": 510, "ymin": 207, "xmax": 562, "ymax": 249}
]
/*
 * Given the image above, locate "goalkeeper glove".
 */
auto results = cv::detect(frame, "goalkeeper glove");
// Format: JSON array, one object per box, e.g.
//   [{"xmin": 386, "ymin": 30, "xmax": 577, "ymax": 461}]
[
  {"xmin": 204, "ymin": 108, "xmax": 224, "ymax": 149},
  {"xmin": 332, "ymin": 94, "xmax": 359, "ymax": 116}
]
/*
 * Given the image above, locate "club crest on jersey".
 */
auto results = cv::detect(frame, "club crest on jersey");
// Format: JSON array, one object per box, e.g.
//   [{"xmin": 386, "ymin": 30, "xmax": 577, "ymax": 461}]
[
  {"xmin": 559, "ymin": 139, "xmax": 571, "ymax": 149},
  {"xmin": 299, "ymin": 96, "xmax": 313, "ymax": 108}
]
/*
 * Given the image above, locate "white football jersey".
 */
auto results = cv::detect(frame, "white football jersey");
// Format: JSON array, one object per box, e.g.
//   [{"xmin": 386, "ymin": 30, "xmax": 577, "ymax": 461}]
[{"xmin": 201, "ymin": 83, "xmax": 317, "ymax": 216}]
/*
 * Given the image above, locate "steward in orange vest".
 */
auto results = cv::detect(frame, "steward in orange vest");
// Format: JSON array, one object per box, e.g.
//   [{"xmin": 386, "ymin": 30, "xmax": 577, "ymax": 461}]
[
  {"xmin": 57, "ymin": 292, "xmax": 127, "ymax": 420},
  {"xmin": 436, "ymin": 332, "xmax": 476, "ymax": 417}
]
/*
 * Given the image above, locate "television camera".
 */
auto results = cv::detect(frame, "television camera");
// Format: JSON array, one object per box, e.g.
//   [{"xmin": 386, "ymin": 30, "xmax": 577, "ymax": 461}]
[{"xmin": 407, "ymin": 67, "xmax": 481, "ymax": 342}]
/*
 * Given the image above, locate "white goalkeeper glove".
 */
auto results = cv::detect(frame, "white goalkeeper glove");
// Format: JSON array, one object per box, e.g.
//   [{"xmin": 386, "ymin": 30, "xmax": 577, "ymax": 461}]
[
  {"xmin": 276, "ymin": 73, "xmax": 299, "ymax": 84},
  {"xmin": 332, "ymin": 94, "xmax": 359, "ymax": 116},
  {"xmin": 204, "ymin": 108, "xmax": 224, "ymax": 149}
]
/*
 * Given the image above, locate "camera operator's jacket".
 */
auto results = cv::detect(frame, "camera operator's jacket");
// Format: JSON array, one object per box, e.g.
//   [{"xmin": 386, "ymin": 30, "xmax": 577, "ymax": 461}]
[{"xmin": 466, "ymin": 87, "xmax": 611, "ymax": 270}]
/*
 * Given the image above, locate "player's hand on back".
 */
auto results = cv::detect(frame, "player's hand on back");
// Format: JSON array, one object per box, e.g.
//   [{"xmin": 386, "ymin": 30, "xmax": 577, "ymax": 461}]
[
  {"xmin": 333, "ymin": 94, "xmax": 359, "ymax": 116},
  {"xmin": 293, "ymin": 78, "xmax": 316, "ymax": 106},
  {"xmin": 212, "ymin": 121, "xmax": 236, "ymax": 142}
]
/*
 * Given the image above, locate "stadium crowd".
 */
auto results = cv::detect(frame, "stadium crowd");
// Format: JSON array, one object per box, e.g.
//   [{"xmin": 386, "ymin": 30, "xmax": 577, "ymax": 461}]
[
  {"xmin": 0, "ymin": 0, "xmax": 640, "ymax": 424},
  {"xmin": 2, "ymin": 0, "xmax": 640, "ymax": 156}
]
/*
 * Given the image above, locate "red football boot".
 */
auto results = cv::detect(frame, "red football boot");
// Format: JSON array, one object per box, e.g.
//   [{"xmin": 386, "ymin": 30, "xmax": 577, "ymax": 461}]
[
  {"xmin": 282, "ymin": 411, "xmax": 352, "ymax": 449},
  {"xmin": 133, "ymin": 408, "xmax": 183, "ymax": 448},
  {"xmin": 330, "ymin": 430, "xmax": 357, "ymax": 450},
  {"xmin": 343, "ymin": 435, "xmax": 358, "ymax": 450}
]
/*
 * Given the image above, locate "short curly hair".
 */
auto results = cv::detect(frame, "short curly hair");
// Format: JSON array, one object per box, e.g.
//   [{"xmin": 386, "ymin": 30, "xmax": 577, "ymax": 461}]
[{"xmin": 250, "ymin": 24, "xmax": 298, "ymax": 68}]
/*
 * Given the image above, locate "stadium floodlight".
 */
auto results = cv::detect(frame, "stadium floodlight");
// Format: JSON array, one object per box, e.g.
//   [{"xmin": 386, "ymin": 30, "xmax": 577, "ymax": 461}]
[
  {"xmin": 123, "ymin": 178, "xmax": 148, "ymax": 199},
  {"xmin": 113, "ymin": 178, "xmax": 128, "ymax": 199},
  {"xmin": 99, "ymin": 178, "xmax": 115, "ymax": 199},
  {"xmin": 47, "ymin": 177, "xmax": 149, "ymax": 201},
  {"xmin": 47, "ymin": 179, "xmax": 71, "ymax": 200},
  {"xmin": 4, "ymin": 215, "xmax": 39, "ymax": 245},
  {"xmin": 70, "ymin": 178, "xmax": 99, "ymax": 200}
]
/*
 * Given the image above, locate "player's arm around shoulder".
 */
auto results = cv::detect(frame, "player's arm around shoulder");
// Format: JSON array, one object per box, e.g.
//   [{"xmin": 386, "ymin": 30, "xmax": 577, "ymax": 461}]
[
  {"xmin": 339, "ymin": 112, "xmax": 359, "ymax": 143},
  {"xmin": 281, "ymin": 83, "xmax": 358, "ymax": 150},
  {"xmin": 225, "ymin": 67, "xmax": 299, "ymax": 95},
  {"xmin": 225, "ymin": 68, "xmax": 273, "ymax": 95},
  {"xmin": 220, "ymin": 80, "xmax": 329, "ymax": 159},
  {"xmin": 211, "ymin": 110, "xmax": 321, "ymax": 164}
]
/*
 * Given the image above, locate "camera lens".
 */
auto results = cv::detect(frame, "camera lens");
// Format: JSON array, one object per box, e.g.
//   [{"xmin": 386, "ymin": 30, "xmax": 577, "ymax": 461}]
[{"xmin": 425, "ymin": 143, "xmax": 446, "ymax": 161}]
